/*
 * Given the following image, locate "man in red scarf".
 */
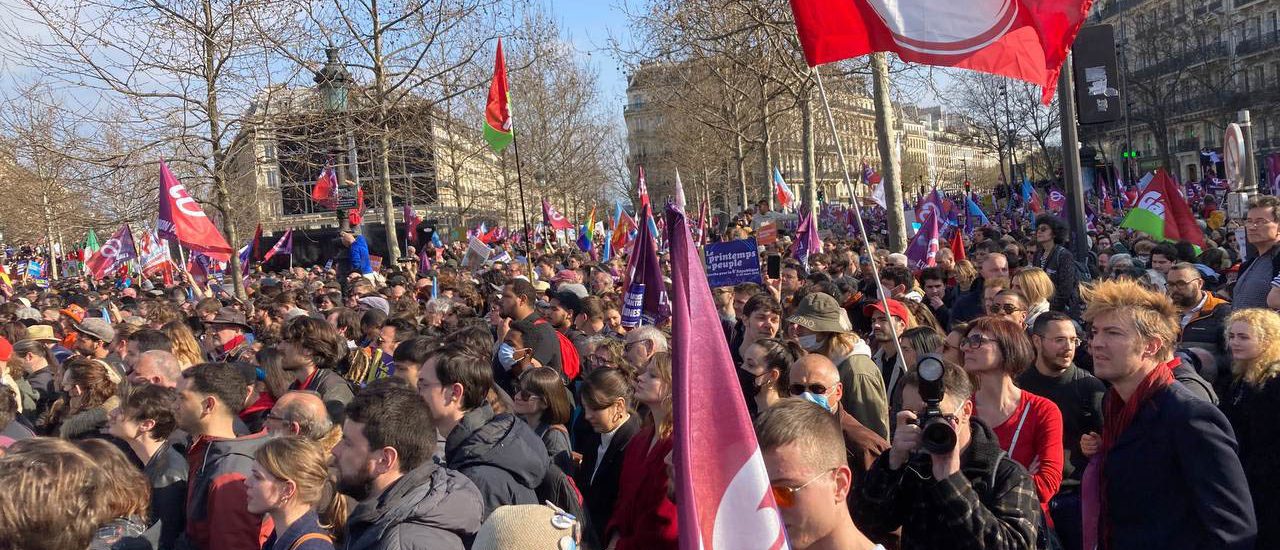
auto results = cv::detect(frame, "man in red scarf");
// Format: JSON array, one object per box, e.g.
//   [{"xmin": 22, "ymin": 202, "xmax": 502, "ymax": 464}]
[{"xmin": 1080, "ymin": 279, "xmax": 1255, "ymax": 550}]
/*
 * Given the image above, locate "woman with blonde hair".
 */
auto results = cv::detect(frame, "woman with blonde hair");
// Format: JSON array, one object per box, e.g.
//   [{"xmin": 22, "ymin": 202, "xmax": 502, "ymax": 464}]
[
  {"xmin": 605, "ymin": 352, "xmax": 676, "ymax": 550},
  {"xmin": 161, "ymin": 320, "xmax": 203, "ymax": 368},
  {"xmin": 246, "ymin": 436, "xmax": 348, "ymax": 549},
  {"xmin": 954, "ymin": 259, "xmax": 979, "ymax": 292},
  {"xmin": 1222, "ymin": 308, "xmax": 1280, "ymax": 548},
  {"xmin": 1012, "ymin": 268, "xmax": 1055, "ymax": 328}
]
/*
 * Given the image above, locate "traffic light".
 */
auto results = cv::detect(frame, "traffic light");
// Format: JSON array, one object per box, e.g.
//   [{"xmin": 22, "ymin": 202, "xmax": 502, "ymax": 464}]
[
  {"xmin": 817, "ymin": 188, "xmax": 826, "ymax": 203},
  {"xmin": 1120, "ymin": 149, "xmax": 1142, "ymax": 159}
]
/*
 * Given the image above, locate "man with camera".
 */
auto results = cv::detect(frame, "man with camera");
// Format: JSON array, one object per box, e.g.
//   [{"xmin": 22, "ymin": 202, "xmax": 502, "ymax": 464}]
[{"xmin": 856, "ymin": 356, "xmax": 1040, "ymax": 550}]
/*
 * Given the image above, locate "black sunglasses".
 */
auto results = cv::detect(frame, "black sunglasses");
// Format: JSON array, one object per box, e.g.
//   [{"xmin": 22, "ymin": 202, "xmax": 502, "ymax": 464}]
[{"xmin": 789, "ymin": 383, "xmax": 831, "ymax": 395}]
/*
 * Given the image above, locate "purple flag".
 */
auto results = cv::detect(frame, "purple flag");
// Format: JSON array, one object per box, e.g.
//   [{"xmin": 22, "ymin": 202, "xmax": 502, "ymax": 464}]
[
  {"xmin": 905, "ymin": 210, "xmax": 940, "ymax": 271},
  {"xmin": 667, "ymin": 203, "xmax": 787, "ymax": 550},
  {"xmin": 623, "ymin": 192, "xmax": 670, "ymax": 326},
  {"xmin": 263, "ymin": 229, "xmax": 293, "ymax": 262},
  {"xmin": 791, "ymin": 206, "xmax": 823, "ymax": 267},
  {"xmin": 1266, "ymin": 153, "xmax": 1280, "ymax": 196}
]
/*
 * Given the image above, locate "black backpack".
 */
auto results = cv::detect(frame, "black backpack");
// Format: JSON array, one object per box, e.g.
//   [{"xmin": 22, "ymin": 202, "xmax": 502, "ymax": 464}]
[{"xmin": 535, "ymin": 461, "xmax": 585, "ymax": 521}]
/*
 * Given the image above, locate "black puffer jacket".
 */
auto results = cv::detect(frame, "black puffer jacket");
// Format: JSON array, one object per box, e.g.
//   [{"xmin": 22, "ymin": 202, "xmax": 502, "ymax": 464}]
[
  {"xmin": 143, "ymin": 441, "xmax": 188, "ymax": 550},
  {"xmin": 444, "ymin": 404, "xmax": 548, "ymax": 518},
  {"xmin": 343, "ymin": 462, "xmax": 483, "ymax": 550}
]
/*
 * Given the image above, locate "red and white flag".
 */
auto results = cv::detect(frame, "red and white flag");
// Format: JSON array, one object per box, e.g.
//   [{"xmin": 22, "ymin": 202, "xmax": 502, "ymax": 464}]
[
  {"xmin": 667, "ymin": 204, "xmax": 788, "ymax": 550},
  {"xmin": 541, "ymin": 198, "xmax": 574, "ymax": 231},
  {"xmin": 157, "ymin": 160, "xmax": 233, "ymax": 261},
  {"xmin": 789, "ymin": 0, "xmax": 1090, "ymax": 102},
  {"xmin": 86, "ymin": 225, "xmax": 138, "ymax": 280}
]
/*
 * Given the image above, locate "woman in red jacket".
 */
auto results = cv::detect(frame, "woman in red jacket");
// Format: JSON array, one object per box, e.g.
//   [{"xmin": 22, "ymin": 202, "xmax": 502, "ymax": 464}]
[
  {"xmin": 961, "ymin": 316, "xmax": 1064, "ymax": 514},
  {"xmin": 605, "ymin": 351, "xmax": 677, "ymax": 550}
]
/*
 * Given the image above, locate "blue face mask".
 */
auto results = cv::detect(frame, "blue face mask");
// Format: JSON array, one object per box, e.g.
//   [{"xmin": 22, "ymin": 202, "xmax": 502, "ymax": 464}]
[
  {"xmin": 497, "ymin": 343, "xmax": 518, "ymax": 368},
  {"xmin": 801, "ymin": 391, "xmax": 831, "ymax": 412}
]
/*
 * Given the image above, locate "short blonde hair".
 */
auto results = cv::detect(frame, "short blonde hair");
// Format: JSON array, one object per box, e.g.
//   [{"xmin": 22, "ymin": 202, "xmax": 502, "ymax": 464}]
[
  {"xmin": 1225, "ymin": 308, "xmax": 1280, "ymax": 387},
  {"xmin": 954, "ymin": 260, "xmax": 978, "ymax": 289},
  {"xmin": 1082, "ymin": 280, "xmax": 1179, "ymax": 361},
  {"xmin": 1012, "ymin": 268, "xmax": 1055, "ymax": 305}
]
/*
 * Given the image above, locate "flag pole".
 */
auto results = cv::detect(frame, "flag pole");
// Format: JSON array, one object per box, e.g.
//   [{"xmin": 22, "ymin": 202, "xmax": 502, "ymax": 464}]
[
  {"xmin": 510, "ymin": 131, "xmax": 532, "ymax": 253},
  {"xmin": 813, "ymin": 66, "xmax": 907, "ymax": 366}
]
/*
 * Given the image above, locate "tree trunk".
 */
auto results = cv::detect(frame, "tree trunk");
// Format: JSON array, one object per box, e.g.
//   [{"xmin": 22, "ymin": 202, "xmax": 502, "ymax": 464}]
[
  {"xmin": 872, "ymin": 53, "xmax": 906, "ymax": 252},
  {"xmin": 203, "ymin": 0, "xmax": 244, "ymax": 300},
  {"xmin": 734, "ymin": 132, "xmax": 748, "ymax": 212},
  {"xmin": 761, "ymin": 93, "xmax": 774, "ymax": 211},
  {"xmin": 371, "ymin": 0, "xmax": 400, "ymax": 262},
  {"xmin": 801, "ymin": 87, "xmax": 818, "ymax": 209}
]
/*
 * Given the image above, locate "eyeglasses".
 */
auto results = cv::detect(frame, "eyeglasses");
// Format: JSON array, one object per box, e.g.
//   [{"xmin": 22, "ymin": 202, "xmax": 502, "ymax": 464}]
[
  {"xmin": 789, "ymin": 383, "xmax": 832, "ymax": 395},
  {"xmin": 771, "ymin": 468, "xmax": 836, "ymax": 508},
  {"xmin": 988, "ymin": 304, "xmax": 1024, "ymax": 315},
  {"xmin": 1166, "ymin": 279, "xmax": 1201, "ymax": 290},
  {"xmin": 960, "ymin": 334, "xmax": 997, "ymax": 348},
  {"xmin": 515, "ymin": 390, "xmax": 542, "ymax": 402}
]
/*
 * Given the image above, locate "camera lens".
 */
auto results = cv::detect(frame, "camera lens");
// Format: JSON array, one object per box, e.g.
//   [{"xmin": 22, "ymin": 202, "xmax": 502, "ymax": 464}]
[{"xmin": 921, "ymin": 416, "xmax": 957, "ymax": 455}]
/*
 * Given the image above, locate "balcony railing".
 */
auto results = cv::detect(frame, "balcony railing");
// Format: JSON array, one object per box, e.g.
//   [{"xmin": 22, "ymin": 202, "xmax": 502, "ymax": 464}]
[
  {"xmin": 1130, "ymin": 41, "xmax": 1228, "ymax": 80},
  {"xmin": 1237, "ymin": 30, "xmax": 1280, "ymax": 56},
  {"xmin": 1176, "ymin": 138, "xmax": 1201, "ymax": 152}
]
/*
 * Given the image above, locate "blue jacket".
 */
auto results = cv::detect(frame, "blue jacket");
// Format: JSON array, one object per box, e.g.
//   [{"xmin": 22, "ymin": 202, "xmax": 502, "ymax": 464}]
[
  {"xmin": 350, "ymin": 236, "xmax": 372, "ymax": 274},
  {"xmin": 264, "ymin": 511, "xmax": 333, "ymax": 550},
  {"xmin": 1099, "ymin": 382, "xmax": 1256, "ymax": 550}
]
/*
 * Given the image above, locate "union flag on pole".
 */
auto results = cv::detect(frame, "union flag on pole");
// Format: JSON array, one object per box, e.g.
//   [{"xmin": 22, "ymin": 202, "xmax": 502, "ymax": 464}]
[
  {"xmin": 542, "ymin": 198, "xmax": 574, "ymax": 231},
  {"xmin": 483, "ymin": 39, "xmax": 514, "ymax": 153},
  {"xmin": 789, "ymin": 0, "xmax": 1091, "ymax": 102},
  {"xmin": 157, "ymin": 160, "xmax": 233, "ymax": 260},
  {"xmin": 667, "ymin": 203, "xmax": 788, "ymax": 550}
]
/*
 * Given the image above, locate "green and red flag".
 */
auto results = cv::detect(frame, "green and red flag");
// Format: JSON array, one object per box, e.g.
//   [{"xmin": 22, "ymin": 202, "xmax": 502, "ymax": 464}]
[
  {"xmin": 1119, "ymin": 169, "xmax": 1205, "ymax": 249},
  {"xmin": 483, "ymin": 39, "xmax": 513, "ymax": 153}
]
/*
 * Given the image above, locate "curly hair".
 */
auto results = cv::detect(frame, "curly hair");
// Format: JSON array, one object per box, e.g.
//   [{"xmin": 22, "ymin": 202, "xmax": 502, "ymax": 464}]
[
  {"xmin": 1081, "ymin": 279, "xmax": 1179, "ymax": 362},
  {"xmin": 1225, "ymin": 308, "xmax": 1280, "ymax": 387}
]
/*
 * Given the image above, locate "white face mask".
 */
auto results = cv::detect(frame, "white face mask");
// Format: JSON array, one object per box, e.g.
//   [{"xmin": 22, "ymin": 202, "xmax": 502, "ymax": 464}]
[{"xmin": 798, "ymin": 333, "xmax": 821, "ymax": 351}]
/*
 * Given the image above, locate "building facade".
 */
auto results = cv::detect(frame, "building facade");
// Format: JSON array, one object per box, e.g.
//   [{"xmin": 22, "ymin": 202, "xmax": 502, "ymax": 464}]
[
  {"xmin": 624, "ymin": 62, "xmax": 998, "ymax": 213},
  {"xmin": 1089, "ymin": 0, "xmax": 1280, "ymax": 183},
  {"xmin": 226, "ymin": 87, "xmax": 508, "ymax": 238}
]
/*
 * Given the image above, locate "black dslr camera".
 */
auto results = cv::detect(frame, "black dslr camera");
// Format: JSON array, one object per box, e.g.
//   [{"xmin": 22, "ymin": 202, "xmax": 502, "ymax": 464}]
[{"xmin": 913, "ymin": 353, "xmax": 957, "ymax": 455}]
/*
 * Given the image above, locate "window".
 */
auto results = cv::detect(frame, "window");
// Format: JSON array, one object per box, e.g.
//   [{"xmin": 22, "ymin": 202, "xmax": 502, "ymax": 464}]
[
  {"xmin": 265, "ymin": 169, "xmax": 279, "ymax": 189},
  {"xmin": 262, "ymin": 142, "xmax": 277, "ymax": 162}
]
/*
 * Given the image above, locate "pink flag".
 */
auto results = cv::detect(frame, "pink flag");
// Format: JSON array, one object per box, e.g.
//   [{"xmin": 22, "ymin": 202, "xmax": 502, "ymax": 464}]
[
  {"xmin": 86, "ymin": 224, "xmax": 139, "ymax": 280},
  {"xmin": 263, "ymin": 229, "xmax": 293, "ymax": 262},
  {"xmin": 667, "ymin": 203, "xmax": 788, "ymax": 550},
  {"xmin": 905, "ymin": 210, "xmax": 940, "ymax": 271}
]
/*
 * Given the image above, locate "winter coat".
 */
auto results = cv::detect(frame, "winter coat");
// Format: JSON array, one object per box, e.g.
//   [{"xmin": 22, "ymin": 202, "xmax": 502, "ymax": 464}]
[
  {"xmin": 1221, "ymin": 375, "xmax": 1280, "ymax": 550},
  {"xmin": 342, "ymin": 462, "xmax": 483, "ymax": 550},
  {"xmin": 444, "ymin": 404, "xmax": 549, "ymax": 518},
  {"xmin": 144, "ymin": 440, "xmax": 188, "ymax": 550},
  {"xmin": 60, "ymin": 396, "xmax": 120, "ymax": 440},
  {"xmin": 265, "ymin": 511, "xmax": 334, "ymax": 550},
  {"xmin": 1097, "ymin": 382, "xmax": 1256, "ymax": 550},
  {"xmin": 180, "ymin": 431, "xmax": 273, "ymax": 550},
  {"xmin": 856, "ymin": 418, "xmax": 1041, "ymax": 550}
]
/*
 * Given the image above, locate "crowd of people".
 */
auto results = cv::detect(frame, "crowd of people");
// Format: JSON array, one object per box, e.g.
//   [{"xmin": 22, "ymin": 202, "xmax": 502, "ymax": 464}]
[{"xmin": 0, "ymin": 189, "xmax": 1276, "ymax": 550}]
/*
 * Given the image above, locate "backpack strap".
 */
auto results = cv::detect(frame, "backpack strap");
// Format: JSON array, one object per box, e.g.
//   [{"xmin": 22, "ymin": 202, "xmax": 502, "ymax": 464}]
[{"xmin": 288, "ymin": 532, "xmax": 333, "ymax": 550}]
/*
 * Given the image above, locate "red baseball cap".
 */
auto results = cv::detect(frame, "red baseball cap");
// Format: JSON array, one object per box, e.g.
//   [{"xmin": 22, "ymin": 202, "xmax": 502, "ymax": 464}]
[
  {"xmin": 0, "ymin": 337, "xmax": 11, "ymax": 363},
  {"xmin": 863, "ymin": 299, "xmax": 910, "ymax": 322}
]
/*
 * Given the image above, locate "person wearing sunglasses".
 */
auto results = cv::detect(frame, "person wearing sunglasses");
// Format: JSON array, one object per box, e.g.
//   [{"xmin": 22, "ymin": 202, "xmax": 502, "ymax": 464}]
[
  {"xmin": 961, "ymin": 317, "xmax": 1063, "ymax": 521},
  {"xmin": 788, "ymin": 354, "xmax": 889, "ymax": 515},
  {"xmin": 988, "ymin": 290, "xmax": 1029, "ymax": 328},
  {"xmin": 857, "ymin": 358, "xmax": 1040, "ymax": 549},
  {"xmin": 757, "ymin": 399, "xmax": 885, "ymax": 550},
  {"xmin": 512, "ymin": 366, "xmax": 575, "ymax": 473}
]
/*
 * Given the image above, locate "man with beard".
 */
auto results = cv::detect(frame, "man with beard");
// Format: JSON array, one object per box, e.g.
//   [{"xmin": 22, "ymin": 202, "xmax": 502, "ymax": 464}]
[
  {"xmin": 280, "ymin": 316, "xmax": 355, "ymax": 423},
  {"xmin": 1016, "ymin": 311, "xmax": 1105, "ymax": 550},
  {"xmin": 175, "ymin": 363, "xmax": 273, "ymax": 550},
  {"xmin": 1168, "ymin": 262, "xmax": 1232, "ymax": 394},
  {"xmin": 335, "ymin": 379, "xmax": 483, "ymax": 549}
]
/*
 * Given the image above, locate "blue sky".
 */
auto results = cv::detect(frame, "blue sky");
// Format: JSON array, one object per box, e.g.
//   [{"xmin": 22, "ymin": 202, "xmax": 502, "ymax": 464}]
[{"xmin": 547, "ymin": 0, "xmax": 631, "ymax": 104}]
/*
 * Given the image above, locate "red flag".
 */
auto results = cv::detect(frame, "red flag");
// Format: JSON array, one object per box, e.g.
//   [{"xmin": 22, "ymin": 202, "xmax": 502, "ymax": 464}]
[
  {"xmin": 157, "ymin": 160, "xmax": 233, "ymax": 260},
  {"xmin": 542, "ymin": 198, "xmax": 574, "ymax": 230},
  {"xmin": 404, "ymin": 204, "xmax": 422, "ymax": 243},
  {"xmin": 789, "ymin": 0, "xmax": 1090, "ymax": 102},
  {"xmin": 1048, "ymin": 187, "xmax": 1066, "ymax": 213},
  {"xmin": 950, "ymin": 229, "xmax": 967, "ymax": 262},
  {"xmin": 86, "ymin": 225, "xmax": 138, "ymax": 280},
  {"xmin": 250, "ymin": 223, "xmax": 264, "ymax": 262},
  {"xmin": 312, "ymin": 160, "xmax": 338, "ymax": 208},
  {"xmin": 347, "ymin": 187, "xmax": 366, "ymax": 226},
  {"xmin": 667, "ymin": 203, "xmax": 787, "ymax": 549}
]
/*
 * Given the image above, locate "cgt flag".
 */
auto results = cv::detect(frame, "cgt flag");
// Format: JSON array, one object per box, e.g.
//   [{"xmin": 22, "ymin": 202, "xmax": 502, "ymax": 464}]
[
  {"xmin": 789, "ymin": 0, "xmax": 1091, "ymax": 102},
  {"xmin": 86, "ymin": 225, "xmax": 139, "ymax": 280},
  {"xmin": 667, "ymin": 203, "xmax": 788, "ymax": 550},
  {"xmin": 542, "ymin": 198, "xmax": 575, "ymax": 231},
  {"xmin": 1119, "ymin": 169, "xmax": 1205, "ymax": 249},
  {"xmin": 157, "ymin": 160, "xmax": 233, "ymax": 260}
]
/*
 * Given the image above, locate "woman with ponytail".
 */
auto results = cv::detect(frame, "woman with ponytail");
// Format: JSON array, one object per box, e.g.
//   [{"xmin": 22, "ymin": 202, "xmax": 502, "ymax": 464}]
[{"xmin": 246, "ymin": 436, "xmax": 348, "ymax": 550}]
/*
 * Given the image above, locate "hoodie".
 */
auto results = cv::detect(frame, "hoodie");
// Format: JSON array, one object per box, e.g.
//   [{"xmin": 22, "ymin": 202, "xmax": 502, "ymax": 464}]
[
  {"xmin": 444, "ymin": 404, "xmax": 549, "ymax": 517},
  {"xmin": 181, "ymin": 431, "xmax": 273, "ymax": 550},
  {"xmin": 343, "ymin": 462, "xmax": 483, "ymax": 550}
]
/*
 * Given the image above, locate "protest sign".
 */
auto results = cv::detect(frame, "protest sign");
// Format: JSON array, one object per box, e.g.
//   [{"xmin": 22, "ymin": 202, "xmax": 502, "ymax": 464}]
[
  {"xmin": 757, "ymin": 223, "xmax": 778, "ymax": 245},
  {"xmin": 704, "ymin": 238, "xmax": 762, "ymax": 288}
]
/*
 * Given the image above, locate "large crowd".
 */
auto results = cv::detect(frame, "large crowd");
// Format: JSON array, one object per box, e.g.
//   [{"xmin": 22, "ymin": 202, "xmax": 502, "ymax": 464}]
[{"xmin": 0, "ymin": 191, "xmax": 1276, "ymax": 550}]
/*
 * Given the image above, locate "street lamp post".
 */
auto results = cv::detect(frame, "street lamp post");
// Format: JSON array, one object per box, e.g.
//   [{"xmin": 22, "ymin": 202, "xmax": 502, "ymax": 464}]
[{"xmin": 315, "ymin": 48, "xmax": 354, "ymax": 231}]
